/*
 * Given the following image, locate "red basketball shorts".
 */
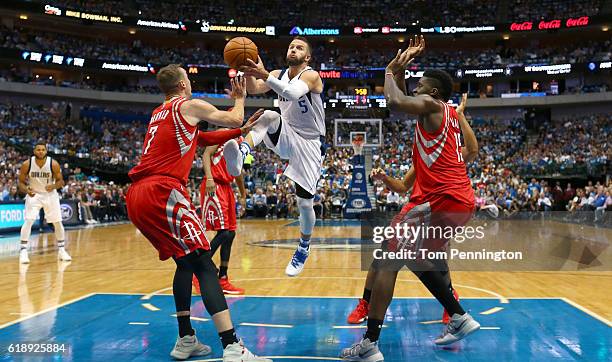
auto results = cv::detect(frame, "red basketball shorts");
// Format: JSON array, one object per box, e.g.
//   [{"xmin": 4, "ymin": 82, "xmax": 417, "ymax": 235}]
[
  {"xmin": 386, "ymin": 195, "xmax": 475, "ymax": 255},
  {"xmin": 127, "ymin": 176, "xmax": 210, "ymax": 261},
  {"xmin": 200, "ymin": 182, "xmax": 237, "ymax": 231}
]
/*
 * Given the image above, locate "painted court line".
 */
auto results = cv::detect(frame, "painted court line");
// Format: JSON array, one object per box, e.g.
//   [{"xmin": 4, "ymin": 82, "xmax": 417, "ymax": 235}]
[
  {"xmin": 171, "ymin": 314, "xmax": 210, "ymax": 322},
  {"xmin": 239, "ymin": 322, "xmax": 293, "ymax": 328},
  {"xmin": 0, "ymin": 292, "xmax": 95, "ymax": 330},
  {"xmin": 561, "ymin": 297, "xmax": 611, "ymax": 327},
  {"xmin": 194, "ymin": 357, "xmax": 342, "ymax": 361},
  {"xmin": 419, "ymin": 320, "xmax": 443, "ymax": 325},
  {"xmin": 480, "ymin": 327, "xmax": 501, "ymax": 330},
  {"xmin": 480, "ymin": 307, "xmax": 504, "ymax": 315},
  {"xmin": 333, "ymin": 325, "xmax": 387, "ymax": 329},
  {"xmin": 128, "ymin": 322, "xmax": 149, "ymax": 325},
  {"xmin": 141, "ymin": 303, "xmax": 160, "ymax": 311}
]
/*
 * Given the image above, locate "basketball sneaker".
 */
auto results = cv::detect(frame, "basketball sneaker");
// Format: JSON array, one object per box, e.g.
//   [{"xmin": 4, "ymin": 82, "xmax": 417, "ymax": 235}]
[
  {"xmin": 219, "ymin": 277, "xmax": 245, "ymax": 295},
  {"xmin": 340, "ymin": 338, "xmax": 384, "ymax": 361},
  {"xmin": 223, "ymin": 339, "xmax": 271, "ymax": 362},
  {"xmin": 347, "ymin": 299, "xmax": 369, "ymax": 324},
  {"xmin": 19, "ymin": 248, "xmax": 30, "ymax": 264},
  {"xmin": 192, "ymin": 275, "xmax": 201, "ymax": 294},
  {"xmin": 442, "ymin": 288, "xmax": 460, "ymax": 324},
  {"xmin": 223, "ymin": 139, "xmax": 243, "ymax": 177},
  {"xmin": 170, "ymin": 332, "xmax": 211, "ymax": 360},
  {"xmin": 434, "ymin": 312, "xmax": 480, "ymax": 345},
  {"xmin": 58, "ymin": 248, "xmax": 72, "ymax": 261},
  {"xmin": 285, "ymin": 244, "xmax": 309, "ymax": 277}
]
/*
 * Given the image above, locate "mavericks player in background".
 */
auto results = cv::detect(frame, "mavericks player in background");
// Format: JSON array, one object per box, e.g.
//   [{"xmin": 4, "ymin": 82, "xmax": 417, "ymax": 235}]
[
  {"xmin": 18, "ymin": 142, "xmax": 72, "ymax": 264},
  {"xmin": 126, "ymin": 64, "xmax": 269, "ymax": 361},
  {"xmin": 341, "ymin": 37, "xmax": 480, "ymax": 361},
  {"xmin": 229, "ymin": 36, "xmax": 325, "ymax": 277}
]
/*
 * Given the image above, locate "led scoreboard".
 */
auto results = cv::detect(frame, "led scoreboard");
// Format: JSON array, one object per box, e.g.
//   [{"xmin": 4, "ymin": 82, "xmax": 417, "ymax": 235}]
[{"xmin": 325, "ymin": 87, "xmax": 387, "ymax": 109}]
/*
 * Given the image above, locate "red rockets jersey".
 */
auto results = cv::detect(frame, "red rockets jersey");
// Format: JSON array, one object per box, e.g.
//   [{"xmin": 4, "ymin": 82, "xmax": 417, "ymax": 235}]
[
  {"xmin": 205, "ymin": 136, "xmax": 244, "ymax": 185},
  {"xmin": 129, "ymin": 96, "xmax": 197, "ymax": 185},
  {"xmin": 410, "ymin": 101, "xmax": 475, "ymax": 207}
]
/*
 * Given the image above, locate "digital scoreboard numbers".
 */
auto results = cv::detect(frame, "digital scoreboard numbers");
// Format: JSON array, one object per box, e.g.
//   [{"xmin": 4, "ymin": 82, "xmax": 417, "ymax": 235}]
[{"xmin": 325, "ymin": 87, "xmax": 386, "ymax": 109}]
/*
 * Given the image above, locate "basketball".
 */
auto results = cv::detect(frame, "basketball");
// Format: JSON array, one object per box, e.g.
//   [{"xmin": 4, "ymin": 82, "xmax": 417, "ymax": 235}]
[{"xmin": 223, "ymin": 37, "xmax": 258, "ymax": 69}]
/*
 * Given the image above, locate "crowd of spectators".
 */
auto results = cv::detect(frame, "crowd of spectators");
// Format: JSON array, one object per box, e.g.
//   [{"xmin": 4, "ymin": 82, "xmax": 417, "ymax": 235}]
[
  {"xmin": 2, "ymin": 24, "xmax": 610, "ymax": 74},
  {"xmin": 32, "ymin": 0, "xmax": 605, "ymax": 26},
  {"xmin": 1, "ymin": 100, "xmax": 609, "ymax": 223}
]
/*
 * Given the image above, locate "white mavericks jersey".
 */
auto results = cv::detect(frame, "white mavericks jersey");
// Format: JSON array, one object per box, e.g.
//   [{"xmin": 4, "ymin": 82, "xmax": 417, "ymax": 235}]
[
  {"xmin": 277, "ymin": 66, "xmax": 325, "ymax": 139},
  {"xmin": 28, "ymin": 156, "xmax": 55, "ymax": 194}
]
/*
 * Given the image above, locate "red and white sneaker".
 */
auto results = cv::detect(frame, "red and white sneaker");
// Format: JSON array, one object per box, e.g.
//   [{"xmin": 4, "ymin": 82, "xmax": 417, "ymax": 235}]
[
  {"xmin": 219, "ymin": 277, "xmax": 245, "ymax": 295},
  {"xmin": 347, "ymin": 298, "xmax": 369, "ymax": 324},
  {"xmin": 442, "ymin": 288, "xmax": 460, "ymax": 324},
  {"xmin": 192, "ymin": 275, "xmax": 201, "ymax": 294}
]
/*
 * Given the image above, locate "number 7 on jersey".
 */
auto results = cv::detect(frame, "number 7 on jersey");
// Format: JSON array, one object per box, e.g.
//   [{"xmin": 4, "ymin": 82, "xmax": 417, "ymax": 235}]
[{"xmin": 143, "ymin": 125, "xmax": 159, "ymax": 155}]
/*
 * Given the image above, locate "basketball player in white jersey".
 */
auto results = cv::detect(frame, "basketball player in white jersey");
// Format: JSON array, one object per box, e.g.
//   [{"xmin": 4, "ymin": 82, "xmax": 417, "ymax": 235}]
[
  {"xmin": 226, "ymin": 36, "xmax": 325, "ymax": 276},
  {"xmin": 18, "ymin": 142, "xmax": 72, "ymax": 263}
]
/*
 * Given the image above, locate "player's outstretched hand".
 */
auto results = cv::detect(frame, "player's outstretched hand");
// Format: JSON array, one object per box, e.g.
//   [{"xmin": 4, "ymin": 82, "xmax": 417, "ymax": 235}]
[
  {"xmin": 457, "ymin": 93, "xmax": 468, "ymax": 115},
  {"xmin": 370, "ymin": 168, "xmax": 387, "ymax": 181},
  {"xmin": 226, "ymin": 75, "xmax": 247, "ymax": 99},
  {"xmin": 239, "ymin": 57, "xmax": 269, "ymax": 80},
  {"xmin": 241, "ymin": 108, "xmax": 265, "ymax": 135},
  {"xmin": 386, "ymin": 35, "xmax": 425, "ymax": 75}
]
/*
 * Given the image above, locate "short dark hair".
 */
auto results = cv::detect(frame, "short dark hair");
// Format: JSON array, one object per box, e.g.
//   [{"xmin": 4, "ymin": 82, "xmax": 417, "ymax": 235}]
[
  {"xmin": 423, "ymin": 69, "xmax": 453, "ymax": 102},
  {"xmin": 34, "ymin": 141, "xmax": 46, "ymax": 149},
  {"xmin": 292, "ymin": 36, "xmax": 311, "ymax": 54},
  {"xmin": 157, "ymin": 64, "xmax": 184, "ymax": 94}
]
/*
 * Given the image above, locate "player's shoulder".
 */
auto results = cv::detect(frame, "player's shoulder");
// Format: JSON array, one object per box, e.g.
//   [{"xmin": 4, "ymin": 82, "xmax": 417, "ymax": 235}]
[
  {"xmin": 20, "ymin": 158, "xmax": 31, "ymax": 169},
  {"xmin": 270, "ymin": 69, "xmax": 282, "ymax": 77}
]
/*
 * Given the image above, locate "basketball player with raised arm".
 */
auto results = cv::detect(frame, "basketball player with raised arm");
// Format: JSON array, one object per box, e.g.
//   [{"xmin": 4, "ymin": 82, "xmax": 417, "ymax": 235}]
[
  {"xmin": 340, "ymin": 36, "xmax": 480, "ymax": 361},
  {"xmin": 347, "ymin": 93, "xmax": 478, "ymax": 328},
  {"xmin": 126, "ymin": 64, "xmax": 270, "ymax": 362},
  {"xmin": 18, "ymin": 142, "xmax": 72, "ymax": 264},
  {"xmin": 226, "ymin": 36, "xmax": 325, "ymax": 277}
]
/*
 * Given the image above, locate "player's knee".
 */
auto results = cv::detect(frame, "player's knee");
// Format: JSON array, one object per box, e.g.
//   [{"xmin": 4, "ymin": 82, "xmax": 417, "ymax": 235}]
[
  {"xmin": 297, "ymin": 197, "xmax": 314, "ymax": 210},
  {"xmin": 217, "ymin": 230, "xmax": 235, "ymax": 244}
]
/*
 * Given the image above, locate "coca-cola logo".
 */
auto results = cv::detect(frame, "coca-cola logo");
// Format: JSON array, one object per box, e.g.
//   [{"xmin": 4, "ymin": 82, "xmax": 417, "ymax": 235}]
[
  {"xmin": 538, "ymin": 19, "xmax": 561, "ymax": 30},
  {"xmin": 566, "ymin": 16, "xmax": 589, "ymax": 27},
  {"xmin": 510, "ymin": 22, "xmax": 532, "ymax": 31}
]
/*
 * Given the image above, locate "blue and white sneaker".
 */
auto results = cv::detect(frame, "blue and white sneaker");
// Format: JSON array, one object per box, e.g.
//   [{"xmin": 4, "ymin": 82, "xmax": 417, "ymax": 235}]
[
  {"xmin": 285, "ymin": 245, "xmax": 309, "ymax": 277},
  {"xmin": 340, "ymin": 338, "xmax": 384, "ymax": 361},
  {"xmin": 434, "ymin": 312, "xmax": 480, "ymax": 345}
]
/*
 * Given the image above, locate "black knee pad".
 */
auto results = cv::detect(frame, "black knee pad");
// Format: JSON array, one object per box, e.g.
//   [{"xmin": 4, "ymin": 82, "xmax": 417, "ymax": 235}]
[
  {"xmin": 190, "ymin": 250, "xmax": 228, "ymax": 315},
  {"xmin": 295, "ymin": 183, "xmax": 314, "ymax": 199}
]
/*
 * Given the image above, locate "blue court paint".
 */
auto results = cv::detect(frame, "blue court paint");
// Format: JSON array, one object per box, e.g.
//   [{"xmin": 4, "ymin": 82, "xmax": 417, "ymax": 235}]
[
  {"xmin": 0, "ymin": 295, "xmax": 609, "ymax": 361},
  {"xmin": 285, "ymin": 220, "xmax": 362, "ymax": 227},
  {"xmin": 249, "ymin": 238, "xmax": 363, "ymax": 250}
]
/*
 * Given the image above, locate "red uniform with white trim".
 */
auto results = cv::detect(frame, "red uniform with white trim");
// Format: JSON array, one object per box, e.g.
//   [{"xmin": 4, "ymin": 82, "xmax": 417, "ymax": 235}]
[
  {"xmin": 126, "ymin": 96, "xmax": 210, "ymax": 260},
  {"xmin": 200, "ymin": 137, "xmax": 243, "ymax": 231},
  {"xmin": 389, "ymin": 101, "xmax": 475, "ymax": 254}
]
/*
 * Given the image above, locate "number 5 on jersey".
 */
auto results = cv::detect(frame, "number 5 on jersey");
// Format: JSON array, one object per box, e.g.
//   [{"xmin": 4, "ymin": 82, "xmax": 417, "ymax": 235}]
[
  {"xmin": 144, "ymin": 125, "xmax": 159, "ymax": 154},
  {"xmin": 298, "ymin": 99, "xmax": 308, "ymax": 113}
]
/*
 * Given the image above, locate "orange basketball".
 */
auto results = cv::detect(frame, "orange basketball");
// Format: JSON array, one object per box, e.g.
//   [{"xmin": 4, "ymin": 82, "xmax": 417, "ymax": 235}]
[{"xmin": 223, "ymin": 37, "xmax": 258, "ymax": 69}]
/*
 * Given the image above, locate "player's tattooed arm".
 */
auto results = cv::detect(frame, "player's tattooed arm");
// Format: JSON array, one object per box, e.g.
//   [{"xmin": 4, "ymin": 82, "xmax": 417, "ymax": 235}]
[
  {"xmin": 47, "ymin": 160, "xmax": 65, "ymax": 192},
  {"xmin": 18, "ymin": 160, "xmax": 34, "ymax": 197},
  {"xmin": 456, "ymin": 93, "xmax": 479, "ymax": 162}
]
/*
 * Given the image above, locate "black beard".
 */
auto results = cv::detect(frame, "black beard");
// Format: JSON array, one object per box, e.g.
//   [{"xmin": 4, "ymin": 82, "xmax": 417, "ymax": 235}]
[{"xmin": 286, "ymin": 57, "xmax": 304, "ymax": 66}]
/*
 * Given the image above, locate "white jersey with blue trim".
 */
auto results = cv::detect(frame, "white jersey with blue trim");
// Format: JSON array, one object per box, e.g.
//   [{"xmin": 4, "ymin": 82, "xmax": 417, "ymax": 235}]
[
  {"xmin": 277, "ymin": 66, "xmax": 325, "ymax": 139},
  {"xmin": 28, "ymin": 156, "xmax": 56, "ymax": 194}
]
